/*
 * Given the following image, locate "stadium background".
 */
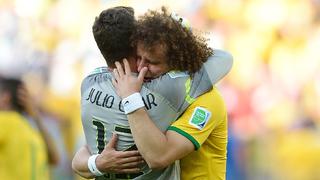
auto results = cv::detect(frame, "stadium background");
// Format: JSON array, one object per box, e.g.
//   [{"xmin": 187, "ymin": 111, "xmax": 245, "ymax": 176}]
[{"xmin": 0, "ymin": 0, "xmax": 319, "ymax": 179}]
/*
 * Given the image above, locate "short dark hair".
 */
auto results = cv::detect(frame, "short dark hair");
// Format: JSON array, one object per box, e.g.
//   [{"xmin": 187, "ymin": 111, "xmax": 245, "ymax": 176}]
[
  {"xmin": 92, "ymin": 6, "xmax": 136, "ymax": 66},
  {"xmin": 0, "ymin": 77, "xmax": 24, "ymax": 112},
  {"xmin": 133, "ymin": 7, "xmax": 213, "ymax": 75}
]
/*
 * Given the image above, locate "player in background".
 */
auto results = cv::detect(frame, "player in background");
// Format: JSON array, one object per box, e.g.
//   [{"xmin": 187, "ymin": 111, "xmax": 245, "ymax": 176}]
[{"xmin": 0, "ymin": 76, "xmax": 59, "ymax": 180}]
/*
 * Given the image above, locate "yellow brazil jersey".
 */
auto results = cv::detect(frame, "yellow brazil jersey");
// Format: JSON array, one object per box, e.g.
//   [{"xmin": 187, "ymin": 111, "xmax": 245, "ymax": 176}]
[
  {"xmin": 0, "ymin": 111, "xmax": 49, "ymax": 180},
  {"xmin": 168, "ymin": 87, "xmax": 228, "ymax": 180}
]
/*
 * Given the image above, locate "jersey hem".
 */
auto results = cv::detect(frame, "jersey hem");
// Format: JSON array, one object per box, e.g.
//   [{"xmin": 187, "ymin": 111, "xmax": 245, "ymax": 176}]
[{"xmin": 168, "ymin": 126, "xmax": 200, "ymax": 150}]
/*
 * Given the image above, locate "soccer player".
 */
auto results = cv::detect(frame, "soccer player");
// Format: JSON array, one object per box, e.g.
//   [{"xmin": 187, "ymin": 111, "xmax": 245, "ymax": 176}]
[
  {"xmin": 0, "ymin": 77, "xmax": 59, "ymax": 180},
  {"xmin": 72, "ymin": 6, "xmax": 232, "ymax": 179},
  {"xmin": 112, "ymin": 8, "xmax": 229, "ymax": 180}
]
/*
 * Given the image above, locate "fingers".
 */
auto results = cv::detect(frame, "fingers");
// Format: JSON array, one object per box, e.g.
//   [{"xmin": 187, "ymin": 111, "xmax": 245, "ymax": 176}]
[
  {"xmin": 116, "ymin": 168, "xmax": 141, "ymax": 174},
  {"xmin": 96, "ymin": 146, "xmax": 144, "ymax": 174},
  {"xmin": 114, "ymin": 59, "xmax": 131, "ymax": 77},
  {"xmin": 112, "ymin": 78, "xmax": 117, "ymax": 88},
  {"xmin": 105, "ymin": 133, "xmax": 118, "ymax": 149},
  {"xmin": 118, "ymin": 156, "xmax": 144, "ymax": 165},
  {"xmin": 113, "ymin": 68, "xmax": 120, "ymax": 81},
  {"xmin": 137, "ymin": 58, "xmax": 146, "ymax": 72},
  {"xmin": 117, "ymin": 161, "xmax": 144, "ymax": 171},
  {"xmin": 137, "ymin": 58, "xmax": 142, "ymax": 72},
  {"xmin": 115, "ymin": 156, "xmax": 144, "ymax": 172},
  {"xmin": 118, "ymin": 150, "xmax": 140, "ymax": 158},
  {"xmin": 138, "ymin": 67, "xmax": 148, "ymax": 82},
  {"xmin": 123, "ymin": 59, "xmax": 131, "ymax": 75},
  {"xmin": 115, "ymin": 61, "xmax": 124, "ymax": 76}
]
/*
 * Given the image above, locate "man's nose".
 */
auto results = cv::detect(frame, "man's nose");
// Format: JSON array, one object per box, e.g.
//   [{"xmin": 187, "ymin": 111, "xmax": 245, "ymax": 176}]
[{"xmin": 137, "ymin": 58, "xmax": 148, "ymax": 72}]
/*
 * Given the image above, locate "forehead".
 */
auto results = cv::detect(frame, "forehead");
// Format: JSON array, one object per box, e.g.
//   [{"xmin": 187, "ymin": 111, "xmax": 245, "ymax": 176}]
[{"xmin": 137, "ymin": 42, "xmax": 167, "ymax": 60}]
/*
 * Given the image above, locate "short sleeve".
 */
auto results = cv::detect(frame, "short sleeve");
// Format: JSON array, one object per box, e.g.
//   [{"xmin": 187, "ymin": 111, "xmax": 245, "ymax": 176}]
[{"xmin": 168, "ymin": 88, "xmax": 226, "ymax": 150}]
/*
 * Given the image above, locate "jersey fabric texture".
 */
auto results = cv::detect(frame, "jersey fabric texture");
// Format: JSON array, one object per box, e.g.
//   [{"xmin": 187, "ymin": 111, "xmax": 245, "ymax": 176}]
[
  {"xmin": 0, "ymin": 111, "xmax": 49, "ymax": 180},
  {"xmin": 168, "ymin": 87, "xmax": 228, "ymax": 180},
  {"xmin": 81, "ymin": 50, "xmax": 232, "ymax": 179}
]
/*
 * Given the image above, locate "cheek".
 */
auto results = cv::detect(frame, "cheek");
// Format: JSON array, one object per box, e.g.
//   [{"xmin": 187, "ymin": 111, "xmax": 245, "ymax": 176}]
[
  {"xmin": 146, "ymin": 66, "xmax": 158, "ymax": 75},
  {"xmin": 150, "ymin": 65, "xmax": 167, "ymax": 75}
]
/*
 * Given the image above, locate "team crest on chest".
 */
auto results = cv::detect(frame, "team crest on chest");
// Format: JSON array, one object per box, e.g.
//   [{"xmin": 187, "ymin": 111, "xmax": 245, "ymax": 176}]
[{"xmin": 189, "ymin": 107, "xmax": 211, "ymax": 130}]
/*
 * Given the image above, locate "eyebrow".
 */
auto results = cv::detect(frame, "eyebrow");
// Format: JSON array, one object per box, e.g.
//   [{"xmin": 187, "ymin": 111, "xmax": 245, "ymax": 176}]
[{"xmin": 146, "ymin": 58, "xmax": 160, "ymax": 64}]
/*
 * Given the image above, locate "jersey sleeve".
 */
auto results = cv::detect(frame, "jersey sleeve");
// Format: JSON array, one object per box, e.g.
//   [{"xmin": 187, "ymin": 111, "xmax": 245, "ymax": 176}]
[
  {"xmin": 142, "ymin": 50, "xmax": 232, "ymax": 116},
  {"xmin": 204, "ymin": 49, "xmax": 233, "ymax": 85},
  {"xmin": 168, "ymin": 88, "xmax": 227, "ymax": 150}
]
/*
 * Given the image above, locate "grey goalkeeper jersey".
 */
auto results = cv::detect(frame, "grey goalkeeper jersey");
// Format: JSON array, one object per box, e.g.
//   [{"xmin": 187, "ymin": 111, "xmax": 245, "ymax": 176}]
[{"xmin": 81, "ymin": 50, "xmax": 233, "ymax": 179}]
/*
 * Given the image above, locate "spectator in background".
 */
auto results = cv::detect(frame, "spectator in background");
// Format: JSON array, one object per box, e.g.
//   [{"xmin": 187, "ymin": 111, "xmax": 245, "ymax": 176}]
[{"xmin": 0, "ymin": 76, "xmax": 59, "ymax": 180}]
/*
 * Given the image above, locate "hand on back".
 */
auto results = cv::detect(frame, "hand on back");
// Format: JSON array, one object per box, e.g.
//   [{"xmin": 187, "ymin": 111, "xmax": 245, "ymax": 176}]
[{"xmin": 96, "ymin": 133, "xmax": 144, "ymax": 173}]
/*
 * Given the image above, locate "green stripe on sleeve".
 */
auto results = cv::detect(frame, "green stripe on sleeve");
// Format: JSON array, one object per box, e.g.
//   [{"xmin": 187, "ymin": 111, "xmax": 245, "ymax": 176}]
[{"xmin": 168, "ymin": 126, "xmax": 200, "ymax": 150}]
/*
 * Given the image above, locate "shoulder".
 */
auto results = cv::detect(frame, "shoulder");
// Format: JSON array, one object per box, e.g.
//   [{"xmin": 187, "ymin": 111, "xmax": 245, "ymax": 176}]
[
  {"xmin": 143, "ymin": 71, "xmax": 190, "ymax": 102},
  {"xmin": 202, "ymin": 49, "xmax": 233, "ymax": 84},
  {"xmin": 82, "ymin": 66, "xmax": 111, "ymax": 81},
  {"xmin": 81, "ymin": 66, "xmax": 112, "ymax": 91},
  {"xmin": 0, "ymin": 112, "xmax": 30, "ymax": 137},
  {"xmin": 189, "ymin": 87, "xmax": 226, "ymax": 118},
  {"xmin": 0, "ymin": 111, "xmax": 24, "ymax": 123},
  {"xmin": 87, "ymin": 66, "xmax": 109, "ymax": 76},
  {"xmin": 194, "ymin": 87, "xmax": 225, "ymax": 106},
  {"xmin": 212, "ymin": 49, "xmax": 233, "ymax": 59}
]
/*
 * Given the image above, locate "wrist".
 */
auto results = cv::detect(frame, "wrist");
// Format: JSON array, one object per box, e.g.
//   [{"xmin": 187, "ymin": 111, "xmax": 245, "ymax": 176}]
[
  {"xmin": 122, "ymin": 93, "xmax": 145, "ymax": 114},
  {"xmin": 88, "ymin": 154, "xmax": 104, "ymax": 176},
  {"xmin": 121, "ymin": 90, "xmax": 139, "ymax": 99},
  {"xmin": 95, "ymin": 154, "xmax": 104, "ymax": 172}
]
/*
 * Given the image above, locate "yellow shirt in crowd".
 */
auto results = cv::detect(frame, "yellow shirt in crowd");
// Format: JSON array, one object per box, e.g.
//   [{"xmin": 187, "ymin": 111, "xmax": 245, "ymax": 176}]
[{"xmin": 0, "ymin": 111, "xmax": 49, "ymax": 180}]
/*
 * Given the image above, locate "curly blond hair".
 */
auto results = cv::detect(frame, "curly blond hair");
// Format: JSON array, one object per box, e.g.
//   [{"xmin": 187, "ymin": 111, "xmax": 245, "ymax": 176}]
[{"xmin": 132, "ymin": 7, "xmax": 213, "ymax": 75}]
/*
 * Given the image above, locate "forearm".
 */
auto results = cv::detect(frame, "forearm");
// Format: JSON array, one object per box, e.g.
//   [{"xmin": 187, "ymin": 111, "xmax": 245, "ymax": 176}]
[
  {"xmin": 127, "ymin": 108, "xmax": 177, "ymax": 169},
  {"xmin": 72, "ymin": 146, "xmax": 95, "ymax": 179},
  {"xmin": 33, "ymin": 115, "xmax": 60, "ymax": 165}
]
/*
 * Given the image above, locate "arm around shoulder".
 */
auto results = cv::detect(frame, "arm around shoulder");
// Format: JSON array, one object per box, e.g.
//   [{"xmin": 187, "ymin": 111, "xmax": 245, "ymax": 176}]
[
  {"xmin": 126, "ymin": 108, "xmax": 195, "ymax": 170},
  {"xmin": 204, "ymin": 49, "xmax": 233, "ymax": 84}
]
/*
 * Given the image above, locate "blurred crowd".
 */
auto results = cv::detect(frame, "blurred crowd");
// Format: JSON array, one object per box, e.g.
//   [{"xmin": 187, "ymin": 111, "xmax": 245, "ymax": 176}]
[{"xmin": 0, "ymin": 0, "xmax": 319, "ymax": 179}]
